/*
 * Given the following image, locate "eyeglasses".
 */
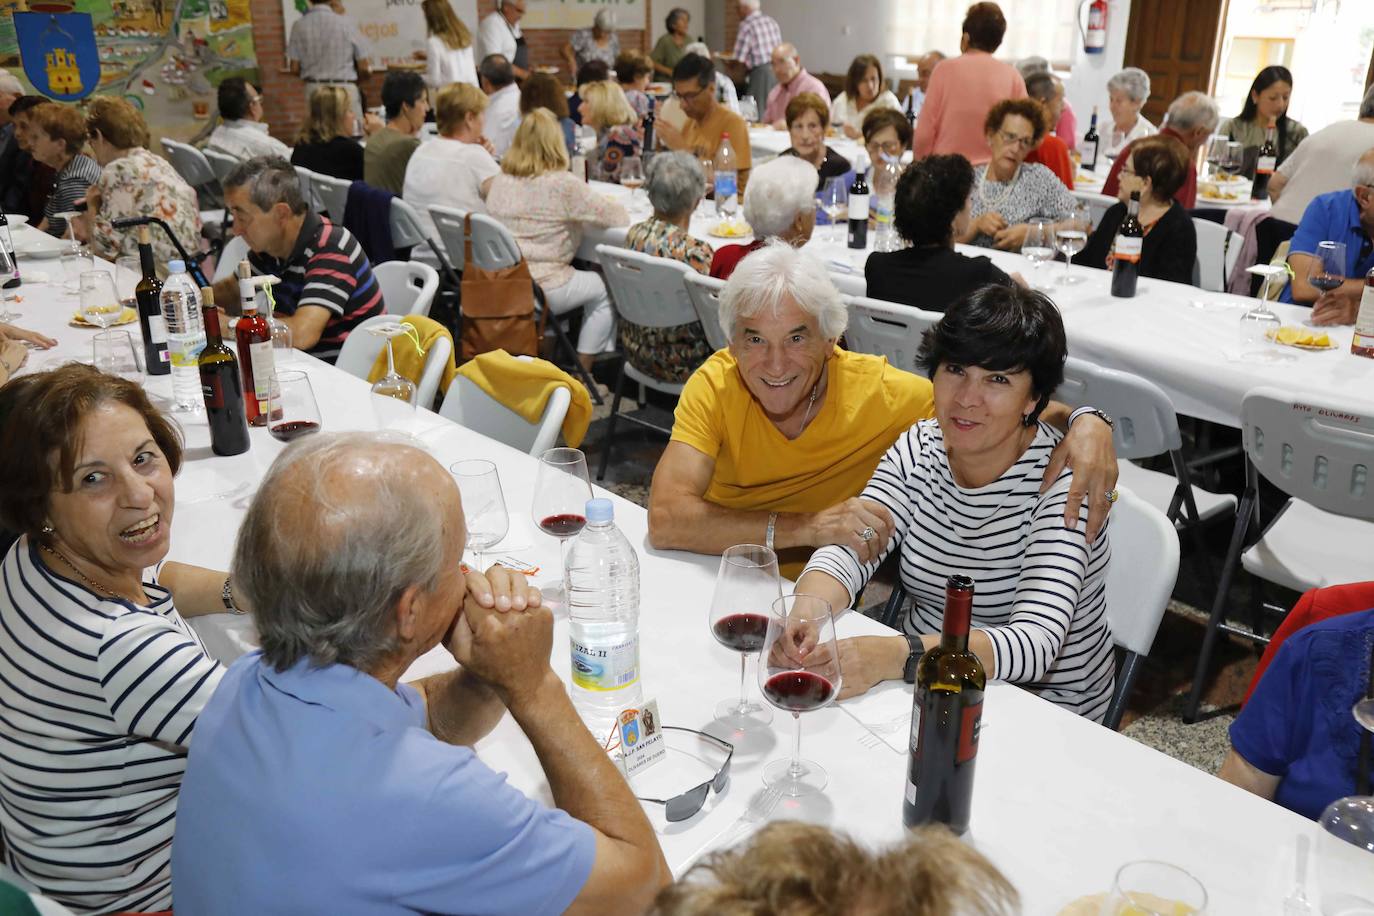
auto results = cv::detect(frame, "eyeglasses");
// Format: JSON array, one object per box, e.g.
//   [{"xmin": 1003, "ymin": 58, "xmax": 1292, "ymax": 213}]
[
  {"xmin": 995, "ymin": 130, "xmax": 1037, "ymax": 150},
  {"xmin": 867, "ymin": 139, "xmax": 903, "ymax": 157},
  {"xmin": 674, "ymin": 86, "xmax": 710, "ymax": 104},
  {"xmin": 607, "ymin": 725, "xmax": 734, "ymax": 821}
]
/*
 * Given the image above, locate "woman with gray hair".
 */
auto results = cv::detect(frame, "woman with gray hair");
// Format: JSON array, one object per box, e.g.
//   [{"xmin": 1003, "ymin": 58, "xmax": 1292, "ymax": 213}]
[
  {"xmin": 562, "ymin": 9, "xmax": 619, "ymax": 76},
  {"xmin": 1104, "ymin": 66, "xmax": 1155, "ymax": 158},
  {"xmin": 621, "ymin": 152, "xmax": 716, "ymax": 381},
  {"xmin": 710, "ymin": 154, "xmax": 817, "ymax": 280}
]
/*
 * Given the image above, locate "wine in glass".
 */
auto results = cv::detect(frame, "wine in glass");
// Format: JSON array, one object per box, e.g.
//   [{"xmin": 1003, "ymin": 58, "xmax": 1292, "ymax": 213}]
[
  {"xmin": 1099, "ymin": 861, "xmax": 1208, "ymax": 915},
  {"xmin": 1020, "ymin": 218, "xmax": 1055, "ymax": 289},
  {"xmin": 1223, "ymin": 141, "xmax": 1243, "ymax": 181},
  {"xmin": 758, "ymin": 594, "xmax": 841, "ymax": 797},
  {"xmin": 79, "ymin": 271, "xmax": 123, "ymax": 329},
  {"xmin": 532, "ymin": 447, "xmax": 593, "ymax": 599},
  {"xmin": 707, "ymin": 545, "xmax": 780, "ymax": 729},
  {"xmin": 620, "ymin": 157, "xmax": 645, "ymax": 204},
  {"xmin": 1308, "ymin": 241, "xmax": 1347, "ymax": 296},
  {"xmin": 450, "ymin": 459, "xmax": 509, "ymax": 572},
  {"xmin": 1055, "ymin": 203, "xmax": 1090, "ymax": 286},
  {"xmin": 267, "ymin": 370, "xmax": 323, "ymax": 442},
  {"xmin": 820, "ymin": 176, "xmax": 848, "ymax": 244},
  {"xmin": 1206, "ymin": 134, "xmax": 1228, "ymax": 181}
]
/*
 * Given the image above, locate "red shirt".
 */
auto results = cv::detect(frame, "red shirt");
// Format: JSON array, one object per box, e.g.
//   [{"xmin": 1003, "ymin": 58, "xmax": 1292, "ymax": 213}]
[
  {"xmin": 1243, "ymin": 581, "xmax": 1374, "ymax": 706},
  {"xmin": 709, "ymin": 239, "xmax": 766, "ymax": 280},
  {"xmin": 1025, "ymin": 134, "xmax": 1074, "ymax": 190},
  {"xmin": 1101, "ymin": 126, "xmax": 1198, "ymax": 209}
]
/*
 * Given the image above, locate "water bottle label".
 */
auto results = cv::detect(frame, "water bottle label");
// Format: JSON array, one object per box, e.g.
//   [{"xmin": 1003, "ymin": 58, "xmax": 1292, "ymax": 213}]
[
  {"xmin": 169, "ymin": 333, "xmax": 206, "ymax": 368},
  {"xmin": 571, "ymin": 635, "xmax": 640, "ymax": 692},
  {"xmin": 874, "ymin": 203, "xmax": 894, "ymax": 225},
  {"xmin": 715, "ymin": 172, "xmax": 738, "ymax": 212}
]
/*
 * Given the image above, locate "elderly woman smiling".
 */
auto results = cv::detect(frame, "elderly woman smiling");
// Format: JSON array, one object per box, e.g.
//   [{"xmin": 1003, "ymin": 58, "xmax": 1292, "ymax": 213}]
[
  {"xmin": 710, "ymin": 154, "xmax": 818, "ymax": 280},
  {"xmin": 782, "ymin": 92, "xmax": 854, "ymax": 192},
  {"xmin": 794, "ymin": 286, "xmax": 1115, "ymax": 720},
  {"xmin": 1104, "ymin": 67, "xmax": 1155, "ymax": 158},
  {"xmin": 0, "ymin": 364, "xmax": 232, "ymax": 913}
]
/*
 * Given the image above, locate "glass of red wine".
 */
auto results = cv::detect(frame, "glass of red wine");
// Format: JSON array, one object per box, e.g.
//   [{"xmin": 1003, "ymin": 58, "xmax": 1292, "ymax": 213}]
[
  {"xmin": 757, "ymin": 594, "xmax": 841, "ymax": 797},
  {"xmin": 267, "ymin": 370, "xmax": 322, "ymax": 443},
  {"xmin": 1309, "ymin": 241, "xmax": 1346, "ymax": 297},
  {"xmin": 708, "ymin": 544, "xmax": 781, "ymax": 729},
  {"xmin": 531, "ymin": 447, "xmax": 592, "ymax": 600}
]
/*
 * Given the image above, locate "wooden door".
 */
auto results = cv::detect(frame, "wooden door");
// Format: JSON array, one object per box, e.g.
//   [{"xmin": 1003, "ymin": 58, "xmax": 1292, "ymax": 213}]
[{"xmin": 1123, "ymin": 0, "xmax": 1227, "ymax": 126}]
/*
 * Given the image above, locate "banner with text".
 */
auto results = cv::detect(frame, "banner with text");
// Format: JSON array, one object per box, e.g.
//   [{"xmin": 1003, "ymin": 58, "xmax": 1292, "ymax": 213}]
[
  {"xmin": 522, "ymin": 0, "xmax": 646, "ymax": 30},
  {"xmin": 280, "ymin": 0, "xmax": 425, "ymax": 70}
]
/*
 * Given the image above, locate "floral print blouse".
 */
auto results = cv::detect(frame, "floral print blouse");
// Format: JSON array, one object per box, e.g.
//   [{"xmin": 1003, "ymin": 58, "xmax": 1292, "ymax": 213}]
[
  {"xmin": 621, "ymin": 216, "xmax": 714, "ymax": 383},
  {"xmin": 594, "ymin": 124, "xmax": 644, "ymax": 184},
  {"xmin": 91, "ymin": 147, "xmax": 202, "ymax": 268}
]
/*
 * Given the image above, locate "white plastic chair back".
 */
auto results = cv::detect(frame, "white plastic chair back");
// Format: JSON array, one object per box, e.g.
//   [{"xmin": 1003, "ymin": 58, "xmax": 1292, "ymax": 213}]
[
  {"xmin": 439, "ymin": 355, "xmax": 571, "ymax": 455},
  {"xmin": 684, "ymin": 272, "xmax": 729, "ymax": 351},
  {"xmin": 466, "ymin": 212, "xmax": 524, "ymax": 270},
  {"xmin": 842, "ymin": 295, "xmax": 940, "ymax": 374},
  {"xmin": 1192, "ymin": 217, "xmax": 1242, "ymax": 293},
  {"xmin": 373, "ymin": 260, "xmax": 439, "ymax": 316},
  {"xmin": 1241, "ymin": 387, "xmax": 1374, "ymax": 521},
  {"xmin": 293, "ymin": 165, "xmax": 318, "ymax": 209},
  {"xmin": 335, "ymin": 314, "xmax": 451, "ymax": 408},
  {"xmin": 428, "ymin": 204, "xmax": 468, "ymax": 272},
  {"xmin": 389, "ymin": 198, "xmax": 429, "ymax": 250},
  {"xmin": 413, "ymin": 335, "xmax": 452, "ymax": 409},
  {"xmin": 211, "ymin": 235, "xmax": 250, "ymax": 283},
  {"xmin": 202, "ymin": 147, "xmax": 240, "ymax": 184},
  {"xmin": 1058, "ymin": 356, "xmax": 1183, "ymax": 459},
  {"xmin": 1105, "ymin": 487, "xmax": 1179, "ymax": 659},
  {"xmin": 161, "ymin": 138, "xmax": 217, "ymax": 188},
  {"xmin": 311, "ymin": 172, "xmax": 350, "ymax": 219},
  {"xmin": 594, "ymin": 245, "xmax": 697, "ymax": 330}
]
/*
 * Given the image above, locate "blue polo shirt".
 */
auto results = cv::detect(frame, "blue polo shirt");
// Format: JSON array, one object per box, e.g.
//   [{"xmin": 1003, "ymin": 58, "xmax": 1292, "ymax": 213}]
[
  {"xmin": 171, "ymin": 652, "xmax": 595, "ymax": 915},
  {"xmin": 1229, "ymin": 609, "xmax": 1374, "ymax": 820},
  {"xmin": 1281, "ymin": 189, "xmax": 1374, "ymax": 303}
]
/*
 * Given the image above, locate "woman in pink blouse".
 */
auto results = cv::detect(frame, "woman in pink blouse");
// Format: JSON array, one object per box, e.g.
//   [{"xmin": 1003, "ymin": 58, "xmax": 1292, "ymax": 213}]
[{"xmin": 486, "ymin": 108, "xmax": 628, "ymax": 372}]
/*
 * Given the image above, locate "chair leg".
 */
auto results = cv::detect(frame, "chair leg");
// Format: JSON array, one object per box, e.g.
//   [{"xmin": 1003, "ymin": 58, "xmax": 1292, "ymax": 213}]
[
  {"xmin": 1183, "ymin": 484, "xmax": 1256, "ymax": 723},
  {"xmin": 1104, "ymin": 651, "xmax": 1144, "ymax": 731},
  {"xmin": 595, "ymin": 362, "xmax": 627, "ymax": 481}
]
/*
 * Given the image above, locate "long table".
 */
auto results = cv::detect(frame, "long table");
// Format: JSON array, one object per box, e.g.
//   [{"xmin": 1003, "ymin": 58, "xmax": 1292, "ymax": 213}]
[{"xmin": 10, "ymin": 238, "xmax": 1318, "ymax": 914}]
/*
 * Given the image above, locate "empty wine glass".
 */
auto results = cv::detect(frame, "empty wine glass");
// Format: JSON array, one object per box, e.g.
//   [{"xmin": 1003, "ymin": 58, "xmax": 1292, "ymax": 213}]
[
  {"xmin": 531, "ymin": 447, "xmax": 593, "ymax": 600},
  {"xmin": 1317, "ymin": 796, "xmax": 1374, "ymax": 914},
  {"xmin": 267, "ymin": 370, "xmax": 322, "ymax": 442},
  {"xmin": 92, "ymin": 330, "xmax": 143, "ymax": 383},
  {"xmin": 450, "ymin": 459, "xmax": 509, "ymax": 572},
  {"xmin": 758, "ymin": 594, "xmax": 841, "ymax": 797},
  {"xmin": 1020, "ymin": 218, "xmax": 1055, "ymax": 288},
  {"xmin": 738, "ymin": 95, "xmax": 759, "ymax": 123},
  {"xmin": 56, "ymin": 212, "xmax": 92, "ymax": 295},
  {"xmin": 1099, "ymin": 860, "xmax": 1208, "ymax": 915},
  {"xmin": 1056, "ymin": 203, "xmax": 1091, "ymax": 286},
  {"xmin": 707, "ymin": 545, "xmax": 780, "ymax": 730},
  {"xmin": 699, "ymin": 157, "xmax": 715, "ymax": 197},
  {"xmin": 79, "ymin": 271, "xmax": 123, "ymax": 329},
  {"xmin": 820, "ymin": 176, "xmax": 848, "ymax": 244},
  {"xmin": 1308, "ymin": 241, "xmax": 1347, "ymax": 297},
  {"xmin": 1237, "ymin": 266, "xmax": 1288, "ymax": 362},
  {"xmin": 0, "ymin": 243, "xmax": 18, "ymax": 321},
  {"xmin": 369, "ymin": 323, "xmax": 417, "ymax": 406}
]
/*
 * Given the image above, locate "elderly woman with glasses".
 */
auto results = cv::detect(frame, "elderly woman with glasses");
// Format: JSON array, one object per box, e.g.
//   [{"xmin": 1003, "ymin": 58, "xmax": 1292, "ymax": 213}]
[
  {"xmin": 792, "ymin": 285, "xmax": 1115, "ymax": 721},
  {"xmin": 1104, "ymin": 67, "xmax": 1156, "ymax": 159},
  {"xmin": 710, "ymin": 155, "xmax": 817, "ymax": 280},
  {"xmin": 861, "ymin": 107, "xmax": 912, "ymax": 180},
  {"xmin": 622, "ymin": 152, "xmax": 715, "ymax": 381},
  {"xmin": 782, "ymin": 92, "xmax": 853, "ymax": 192},
  {"xmin": 959, "ymin": 98, "xmax": 1077, "ymax": 250}
]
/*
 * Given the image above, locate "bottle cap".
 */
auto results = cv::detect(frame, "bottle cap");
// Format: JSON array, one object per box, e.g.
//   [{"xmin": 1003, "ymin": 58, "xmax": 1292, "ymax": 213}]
[
  {"xmin": 168, "ymin": 259, "xmax": 185, "ymax": 273},
  {"xmin": 585, "ymin": 498, "xmax": 613, "ymax": 523}
]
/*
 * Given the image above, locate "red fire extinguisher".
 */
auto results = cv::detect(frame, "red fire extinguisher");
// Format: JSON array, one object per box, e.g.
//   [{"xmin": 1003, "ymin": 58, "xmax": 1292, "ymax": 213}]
[{"xmin": 1080, "ymin": 0, "xmax": 1108, "ymax": 54}]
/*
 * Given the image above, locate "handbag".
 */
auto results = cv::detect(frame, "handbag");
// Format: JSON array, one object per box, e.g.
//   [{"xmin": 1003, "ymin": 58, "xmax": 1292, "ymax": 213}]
[{"xmin": 458, "ymin": 214, "xmax": 546, "ymax": 361}]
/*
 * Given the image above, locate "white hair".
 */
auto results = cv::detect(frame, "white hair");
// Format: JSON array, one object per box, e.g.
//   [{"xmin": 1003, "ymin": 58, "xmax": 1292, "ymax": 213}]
[
  {"xmin": 684, "ymin": 41, "xmax": 711, "ymax": 58},
  {"xmin": 718, "ymin": 240, "xmax": 848, "ymax": 341},
  {"xmin": 743, "ymin": 155, "xmax": 818, "ymax": 238},
  {"xmin": 1107, "ymin": 67, "xmax": 1151, "ymax": 103},
  {"xmin": 1354, "ymin": 150, "xmax": 1374, "ymax": 188},
  {"xmin": 1165, "ymin": 91, "xmax": 1220, "ymax": 133},
  {"xmin": 593, "ymin": 9, "xmax": 616, "ymax": 30},
  {"xmin": 739, "ymin": 0, "xmax": 761, "ymax": 10}
]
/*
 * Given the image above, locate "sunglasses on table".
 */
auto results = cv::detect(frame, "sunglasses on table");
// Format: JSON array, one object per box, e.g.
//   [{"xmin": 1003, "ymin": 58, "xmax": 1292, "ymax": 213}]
[{"xmin": 605, "ymin": 724, "xmax": 735, "ymax": 822}]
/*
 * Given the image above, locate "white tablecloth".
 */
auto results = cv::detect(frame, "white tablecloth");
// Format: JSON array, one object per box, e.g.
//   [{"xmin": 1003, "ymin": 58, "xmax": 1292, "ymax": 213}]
[{"xmin": 9, "ymin": 247, "xmax": 1321, "ymax": 914}]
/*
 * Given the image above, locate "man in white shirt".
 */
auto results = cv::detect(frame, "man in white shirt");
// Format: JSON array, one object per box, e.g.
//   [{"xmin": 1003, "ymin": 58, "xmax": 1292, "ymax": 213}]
[
  {"xmin": 903, "ymin": 50, "xmax": 944, "ymax": 119},
  {"xmin": 1270, "ymin": 84, "xmax": 1374, "ymax": 226},
  {"xmin": 206, "ymin": 78, "xmax": 291, "ymax": 160},
  {"xmin": 403, "ymin": 83, "xmax": 499, "ymax": 250},
  {"xmin": 479, "ymin": 54, "xmax": 521, "ymax": 159},
  {"xmin": 477, "ymin": 0, "xmax": 529, "ymax": 81}
]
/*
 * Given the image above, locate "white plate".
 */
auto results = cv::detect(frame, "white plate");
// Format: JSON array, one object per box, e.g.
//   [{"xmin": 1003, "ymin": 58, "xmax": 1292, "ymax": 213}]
[
  {"xmin": 4, "ymin": 214, "xmax": 28, "ymax": 227},
  {"xmin": 12, "ymin": 227, "xmax": 67, "ymax": 259}
]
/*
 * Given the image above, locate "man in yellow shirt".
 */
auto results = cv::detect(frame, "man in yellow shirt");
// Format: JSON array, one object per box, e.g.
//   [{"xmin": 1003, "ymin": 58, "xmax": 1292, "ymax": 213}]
[
  {"xmin": 647, "ymin": 242, "xmax": 1118, "ymax": 578},
  {"xmin": 658, "ymin": 52, "xmax": 752, "ymax": 193}
]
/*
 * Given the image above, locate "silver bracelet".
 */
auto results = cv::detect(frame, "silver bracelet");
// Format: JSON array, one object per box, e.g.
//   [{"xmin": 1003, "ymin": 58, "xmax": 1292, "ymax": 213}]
[
  {"xmin": 221, "ymin": 577, "xmax": 245, "ymax": 615},
  {"xmin": 765, "ymin": 512, "xmax": 778, "ymax": 552},
  {"xmin": 1067, "ymin": 405, "xmax": 1113, "ymax": 430}
]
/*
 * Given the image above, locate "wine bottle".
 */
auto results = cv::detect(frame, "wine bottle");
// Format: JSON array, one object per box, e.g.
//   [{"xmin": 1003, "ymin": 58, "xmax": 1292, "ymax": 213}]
[
  {"xmin": 847, "ymin": 170, "xmax": 869, "ymax": 249},
  {"xmin": 904, "ymin": 575, "xmax": 985, "ymax": 835},
  {"xmin": 1251, "ymin": 118, "xmax": 1277, "ymax": 200},
  {"xmin": 1110, "ymin": 191, "xmax": 1142, "ymax": 299},
  {"xmin": 198, "ymin": 287, "xmax": 250, "ymax": 456},
  {"xmin": 134, "ymin": 226, "xmax": 170, "ymax": 376},
  {"xmin": 234, "ymin": 261, "xmax": 275, "ymax": 426},
  {"xmin": 904, "ymin": 92, "xmax": 916, "ymax": 141},
  {"xmin": 1081, "ymin": 106, "xmax": 1099, "ymax": 172},
  {"xmin": 0, "ymin": 210, "xmax": 19, "ymax": 289},
  {"xmin": 642, "ymin": 96, "xmax": 656, "ymax": 155},
  {"xmin": 1352, "ymin": 267, "xmax": 1374, "ymax": 359}
]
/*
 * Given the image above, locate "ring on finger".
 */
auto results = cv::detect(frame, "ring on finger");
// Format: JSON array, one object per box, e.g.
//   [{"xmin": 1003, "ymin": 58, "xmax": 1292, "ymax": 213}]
[
  {"xmin": 859, "ymin": 526, "xmax": 876, "ymax": 542},
  {"xmin": 1104, "ymin": 489, "xmax": 1119, "ymax": 504}
]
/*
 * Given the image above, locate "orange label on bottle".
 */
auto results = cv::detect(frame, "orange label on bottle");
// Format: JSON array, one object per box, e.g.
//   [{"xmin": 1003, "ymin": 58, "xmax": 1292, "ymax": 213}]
[{"xmin": 1114, "ymin": 236, "xmax": 1142, "ymax": 264}]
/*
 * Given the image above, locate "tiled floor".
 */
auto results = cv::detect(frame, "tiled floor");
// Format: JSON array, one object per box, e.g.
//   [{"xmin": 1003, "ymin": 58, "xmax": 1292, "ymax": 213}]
[{"xmin": 582, "ymin": 386, "xmax": 1291, "ymax": 775}]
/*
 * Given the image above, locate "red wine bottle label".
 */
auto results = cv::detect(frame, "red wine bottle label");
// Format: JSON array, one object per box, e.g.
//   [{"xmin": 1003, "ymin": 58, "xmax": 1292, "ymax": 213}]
[
  {"xmin": 1114, "ymin": 236, "xmax": 1142, "ymax": 263},
  {"xmin": 957, "ymin": 700, "xmax": 982, "ymax": 763},
  {"xmin": 147, "ymin": 315, "xmax": 168, "ymax": 345},
  {"xmin": 1256, "ymin": 155, "xmax": 1276, "ymax": 175},
  {"xmin": 202, "ymin": 374, "xmax": 226, "ymax": 409}
]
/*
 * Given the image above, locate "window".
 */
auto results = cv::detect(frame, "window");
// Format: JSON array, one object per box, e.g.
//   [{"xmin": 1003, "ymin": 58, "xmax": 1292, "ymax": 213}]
[{"xmin": 889, "ymin": 0, "xmax": 1082, "ymax": 67}]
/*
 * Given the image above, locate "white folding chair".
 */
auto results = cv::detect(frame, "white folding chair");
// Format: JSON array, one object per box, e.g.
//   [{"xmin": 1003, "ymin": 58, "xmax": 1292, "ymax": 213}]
[
  {"xmin": 335, "ymin": 314, "xmax": 452, "ymax": 410},
  {"xmin": 1191, "ymin": 217, "xmax": 1242, "ymax": 293},
  {"xmin": 683, "ymin": 272, "xmax": 729, "ymax": 351},
  {"xmin": 294, "ymin": 165, "xmax": 319, "ymax": 211},
  {"xmin": 841, "ymin": 295, "xmax": 941, "ymax": 374},
  {"xmin": 311, "ymin": 172, "xmax": 350, "ymax": 221},
  {"xmin": 162, "ymin": 137, "xmax": 227, "ymax": 244},
  {"xmin": 389, "ymin": 198, "xmax": 458, "ymax": 283},
  {"xmin": 1185, "ymin": 387, "xmax": 1374, "ymax": 721},
  {"xmin": 202, "ymin": 147, "xmax": 241, "ymax": 184},
  {"xmin": 594, "ymin": 244, "xmax": 701, "ymax": 479},
  {"xmin": 428, "ymin": 204, "xmax": 468, "ymax": 273},
  {"xmin": 439, "ymin": 354, "xmax": 572, "ymax": 456},
  {"xmin": 373, "ymin": 260, "xmax": 439, "ymax": 317},
  {"xmin": 211, "ymin": 235, "xmax": 250, "ymax": 284}
]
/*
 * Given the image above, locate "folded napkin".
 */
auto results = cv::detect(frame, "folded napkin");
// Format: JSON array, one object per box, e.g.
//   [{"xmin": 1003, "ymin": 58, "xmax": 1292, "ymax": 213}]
[{"xmin": 454, "ymin": 349, "xmax": 592, "ymax": 448}]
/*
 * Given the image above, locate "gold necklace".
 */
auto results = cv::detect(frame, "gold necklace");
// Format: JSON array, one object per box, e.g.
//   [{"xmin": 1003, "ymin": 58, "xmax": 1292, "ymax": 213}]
[{"xmin": 39, "ymin": 542, "xmax": 142, "ymax": 604}]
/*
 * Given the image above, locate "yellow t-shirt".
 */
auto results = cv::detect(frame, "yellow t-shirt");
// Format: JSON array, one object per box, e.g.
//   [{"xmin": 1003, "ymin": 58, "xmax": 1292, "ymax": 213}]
[
  {"xmin": 671, "ymin": 347, "xmax": 935, "ymax": 575},
  {"xmin": 679, "ymin": 105, "xmax": 753, "ymax": 189}
]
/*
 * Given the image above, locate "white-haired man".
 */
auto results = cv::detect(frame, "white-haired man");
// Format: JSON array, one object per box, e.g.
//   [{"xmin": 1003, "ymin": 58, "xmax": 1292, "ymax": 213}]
[
  {"xmin": 647, "ymin": 242, "xmax": 1119, "ymax": 579},
  {"xmin": 172, "ymin": 433, "xmax": 670, "ymax": 914},
  {"xmin": 478, "ymin": 0, "xmax": 530, "ymax": 81},
  {"xmin": 1102, "ymin": 90, "xmax": 1219, "ymax": 209}
]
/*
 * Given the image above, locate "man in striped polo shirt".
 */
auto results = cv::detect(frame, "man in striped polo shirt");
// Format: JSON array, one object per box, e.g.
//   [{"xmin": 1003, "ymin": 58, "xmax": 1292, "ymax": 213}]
[{"xmin": 212, "ymin": 156, "xmax": 385, "ymax": 363}]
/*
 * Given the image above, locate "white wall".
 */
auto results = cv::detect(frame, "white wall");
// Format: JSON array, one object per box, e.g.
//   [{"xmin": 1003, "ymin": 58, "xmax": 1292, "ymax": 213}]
[
  {"xmin": 1061, "ymin": 0, "xmax": 1132, "ymax": 133},
  {"xmin": 454, "ymin": 0, "xmax": 478, "ymax": 32}
]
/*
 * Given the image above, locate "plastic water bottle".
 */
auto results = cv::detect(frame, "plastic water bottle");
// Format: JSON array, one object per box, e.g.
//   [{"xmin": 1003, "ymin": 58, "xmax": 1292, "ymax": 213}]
[
  {"xmin": 565, "ymin": 498, "xmax": 642, "ymax": 739},
  {"xmin": 714, "ymin": 133, "xmax": 738, "ymax": 218},
  {"xmin": 872, "ymin": 152, "xmax": 901, "ymax": 253},
  {"xmin": 160, "ymin": 260, "xmax": 206, "ymax": 411}
]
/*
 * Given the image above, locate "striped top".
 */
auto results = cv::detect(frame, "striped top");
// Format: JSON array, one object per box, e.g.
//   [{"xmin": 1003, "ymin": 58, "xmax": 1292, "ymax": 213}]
[
  {"xmin": 42, "ymin": 154, "xmax": 102, "ymax": 238},
  {"xmin": 0, "ymin": 537, "xmax": 224, "ymax": 914},
  {"xmin": 805, "ymin": 420, "xmax": 1115, "ymax": 720},
  {"xmin": 247, "ymin": 210, "xmax": 385, "ymax": 363}
]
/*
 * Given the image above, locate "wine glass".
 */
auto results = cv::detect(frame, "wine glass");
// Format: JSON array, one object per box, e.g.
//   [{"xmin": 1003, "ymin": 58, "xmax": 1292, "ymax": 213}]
[
  {"xmin": 1223, "ymin": 141, "xmax": 1243, "ymax": 181},
  {"xmin": 0, "ymin": 243, "xmax": 19, "ymax": 321},
  {"xmin": 1237, "ymin": 266, "xmax": 1287, "ymax": 362},
  {"xmin": 758, "ymin": 594, "xmax": 841, "ymax": 797},
  {"xmin": 1020, "ymin": 218, "xmax": 1055, "ymax": 289},
  {"xmin": 267, "ymin": 370, "xmax": 322, "ymax": 442},
  {"xmin": 1098, "ymin": 860, "xmax": 1208, "ymax": 915},
  {"xmin": 450, "ymin": 459, "xmax": 509, "ymax": 572},
  {"xmin": 531, "ymin": 447, "xmax": 593, "ymax": 598},
  {"xmin": 1206, "ymin": 134, "xmax": 1228, "ymax": 181},
  {"xmin": 820, "ymin": 176, "xmax": 848, "ymax": 244},
  {"xmin": 92, "ymin": 330, "xmax": 143, "ymax": 383},
  {"xmin": 56, "ymin": 213, "xmax": 92, "ymax": 295},
  {"xmin": 1056, "ymin": 203, "xmax": 1091, "ymax": 286},
  {"xmin": 1317, "ymin": 796, "xmax": 1374, "ymax": 914},
  {"xmin": 369, "ymin": 323, "xmax": 417, "ymax": 405},
  {"xmin": 739, "ymin": 95, "xmax": 759, "ymax": 124},
  {"xmin": 1308, "ymin": 241, "xmax": 1347, "ymax": 297},
  {"xmin": 79, "ymin": 270, "xmax": 123, "ymax": 329},
  {"xmin": 707, "ymin": 545, "xmax": 780, "ymax": 729},
  {"xmin": 620, "ymin": 156, "xmax": 645, "ymax": 204},
  {"xmin": 699, "ymin": 157, "xmax": 715, "ymax": 197}
]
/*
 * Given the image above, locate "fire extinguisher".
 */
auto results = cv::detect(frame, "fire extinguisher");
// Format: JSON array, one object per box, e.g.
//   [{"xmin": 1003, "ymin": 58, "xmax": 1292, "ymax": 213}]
[{"xmin": 1080, "ymin": 0, "xmax": 1108, "ymax": 54}]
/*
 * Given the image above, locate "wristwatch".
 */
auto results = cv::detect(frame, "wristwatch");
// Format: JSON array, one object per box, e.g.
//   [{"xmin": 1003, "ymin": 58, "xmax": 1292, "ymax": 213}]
[
  {"xmin": 765, "ymin": 512, "xmax": 778, "ymax": 552},
  {"xmin": 1068, "ymin": 405, "xmax": 1114, "ymax": 431},
  {"xmin": 902, "ymin": 635, "xmax": 926, "ymax": 684},
  {"xmin": 221, "ymin": 577, "xmax": 244, "ymax": 615}
]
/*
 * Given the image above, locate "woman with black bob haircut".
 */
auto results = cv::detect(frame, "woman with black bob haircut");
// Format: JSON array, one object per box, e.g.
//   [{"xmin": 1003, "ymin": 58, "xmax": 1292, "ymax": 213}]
[
  {"xmin": 865, "ymin": 153, "xmax": 1021, "ymax": 312},
  {"xmin": 794, "ymin": 284, "xmax": 1116, "ymax": 721}
]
